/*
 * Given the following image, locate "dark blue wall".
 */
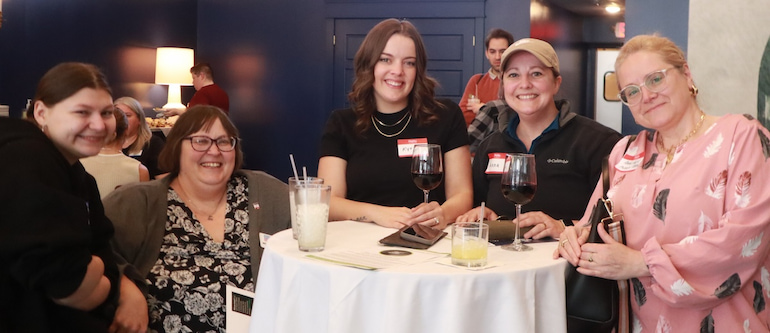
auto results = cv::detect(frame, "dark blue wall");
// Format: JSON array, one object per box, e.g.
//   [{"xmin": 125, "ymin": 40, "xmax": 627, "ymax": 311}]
[
  {"xmin": 0, "ymin": 0, "xmax": 197, "ymax": 117},
  {"xmin": 194, "ymin": 0, "xmax": 530, "ymax": 180},
  {"xmin": 0, "ymin": 0, "xmax": 688, "ymax": 178}
]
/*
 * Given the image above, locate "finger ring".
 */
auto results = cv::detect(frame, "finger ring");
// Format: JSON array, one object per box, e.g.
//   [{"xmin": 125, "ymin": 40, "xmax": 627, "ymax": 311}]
[
  {"xmin": 434, "ymin": 217, "xmax": 440, "ymax": 226},
  {"xmin": 560, "ymin": 239, "xmax": 568, "ymax": 248},
  {"xmin": 540, "ymin": 223, "xmax": 547, "ymax": 229},
  {"xmin": 588, "ymin": 254, "xmax": 594, "ymax": 263}
]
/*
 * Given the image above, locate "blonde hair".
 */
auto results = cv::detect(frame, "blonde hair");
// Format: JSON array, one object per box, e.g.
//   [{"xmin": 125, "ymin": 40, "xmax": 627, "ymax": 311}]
[
  {"xmin": 615, "ymin": 34, "xmax": 688, "ymax": 73},
  {"xmin": 115, "ymin": 96, "xmax": 151, "ymax": 155}
]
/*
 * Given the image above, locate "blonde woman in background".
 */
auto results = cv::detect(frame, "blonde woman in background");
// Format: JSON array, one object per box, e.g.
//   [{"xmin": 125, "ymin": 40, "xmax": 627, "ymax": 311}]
[{"xmin": 116, "ymin": 96, "xmax": 166, "ymax": 178}]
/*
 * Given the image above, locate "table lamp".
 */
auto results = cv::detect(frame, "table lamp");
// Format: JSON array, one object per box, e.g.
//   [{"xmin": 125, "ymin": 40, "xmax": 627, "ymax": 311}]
[{"xmin": 155, "ymin": 47, "xmax": 194, "ymax": 109}]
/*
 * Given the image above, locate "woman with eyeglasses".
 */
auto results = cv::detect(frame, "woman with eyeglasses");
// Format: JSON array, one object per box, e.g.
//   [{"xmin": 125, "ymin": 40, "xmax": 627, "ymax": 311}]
[
  {"xmin": 556, "ymin": 35, "xmax": 770, "ymax": 330},
  {"xmin": 103, "ymin": 105, "xmax": 290, "ymax": 332}
]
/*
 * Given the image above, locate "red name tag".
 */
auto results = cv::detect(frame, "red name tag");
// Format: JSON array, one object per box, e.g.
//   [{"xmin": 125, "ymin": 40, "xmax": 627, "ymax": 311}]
[
  {"xmin": 397, "ymin": 138, "xmax": 428, "ymax": 158},
  {"xmin": 485, "ymin": 153, "xmax": 507, "ymax": 174}
]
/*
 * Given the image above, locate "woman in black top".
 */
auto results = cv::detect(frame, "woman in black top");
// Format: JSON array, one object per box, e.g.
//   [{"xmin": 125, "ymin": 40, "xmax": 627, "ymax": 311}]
[
  {"xmin": 318, "ymin": 18, "xmax": 472, "ymax": 229},
  {"xmin": 0, "ymin": 62, "xmax": 146, "ymax": 332},
  {"xmin": 116, "ymin": 96, "xmax": 166, "ymax": 178}
]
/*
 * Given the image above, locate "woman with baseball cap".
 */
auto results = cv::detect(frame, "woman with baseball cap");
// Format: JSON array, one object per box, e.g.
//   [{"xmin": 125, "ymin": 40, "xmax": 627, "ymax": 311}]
[{"xmin": 456, "ymin": 38, "xmax": 621, "ymax": 240}]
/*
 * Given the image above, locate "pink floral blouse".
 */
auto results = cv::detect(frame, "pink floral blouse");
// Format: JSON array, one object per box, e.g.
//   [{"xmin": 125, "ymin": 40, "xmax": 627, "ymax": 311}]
[{"xmin": 579, "ymin": 114, "xmax": 770, "ymax": 332}]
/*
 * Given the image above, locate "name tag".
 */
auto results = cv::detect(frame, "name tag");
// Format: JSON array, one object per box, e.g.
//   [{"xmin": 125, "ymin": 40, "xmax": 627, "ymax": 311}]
[
  {"xmin": 397, "ymin": 138, "xmax": 428, "ymax": 158},
  {"xmin": 615, "ymin": 145, "xmax": 644, "ymax": 172},
  {"xmin": 485, "ymin": 153, "xmax": 507, "ymax": 174}
]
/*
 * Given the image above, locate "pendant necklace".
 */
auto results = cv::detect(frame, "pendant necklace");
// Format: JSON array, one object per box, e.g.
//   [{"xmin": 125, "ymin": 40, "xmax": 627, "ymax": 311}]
[
  {"xmin": 175, "ymin": 181, "xmax": 226, "ymax": 221},
  {"xmin": 657, "ymin": 111, "xmax": 706, "ymax": 164},
  {"xmin": 371, "ymin": 113, "xmax": 412, "ymax": 138}
]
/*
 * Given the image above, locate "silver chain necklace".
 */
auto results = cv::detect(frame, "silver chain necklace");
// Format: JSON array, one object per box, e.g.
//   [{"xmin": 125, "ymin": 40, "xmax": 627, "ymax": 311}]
[{"xmin": 371, "ymin": 114, "xmax": 411, "ymax": 138}]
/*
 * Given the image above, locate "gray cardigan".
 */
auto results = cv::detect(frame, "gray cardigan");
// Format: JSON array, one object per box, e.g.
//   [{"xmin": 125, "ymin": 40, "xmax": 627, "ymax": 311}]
[{"xmin": 103, "ymin": 170, "xmax": 290, "ymax": 281}]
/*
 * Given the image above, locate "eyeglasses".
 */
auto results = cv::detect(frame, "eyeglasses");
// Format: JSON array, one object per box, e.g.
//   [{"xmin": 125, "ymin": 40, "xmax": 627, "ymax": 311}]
[
  {"xmin": 183, "ymin": 136, "xmax": 238, "ymax": 152},
  {"xmin": 618, "ymin": 67, "xmax": 677, "ymax": 106}
]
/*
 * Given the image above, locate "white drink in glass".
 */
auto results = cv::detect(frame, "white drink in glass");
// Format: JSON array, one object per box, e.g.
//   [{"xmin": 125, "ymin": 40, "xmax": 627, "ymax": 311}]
[
  {"xmin": 295, "ymin": 184, "xmax": 331, "ymax": 252},
  {"xmin": 297, "ymin": 203, "xmax": 329, "ymax": 252},
  {"xmin": 289, "ymin": 177, "xmax": 323, "ymax": 239}
]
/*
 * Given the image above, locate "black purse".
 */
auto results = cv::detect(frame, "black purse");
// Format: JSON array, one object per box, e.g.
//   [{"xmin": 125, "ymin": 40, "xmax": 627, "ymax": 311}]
[{"xmin": 565, "ymin": 153, "xmax": 631, "ymax": 333}]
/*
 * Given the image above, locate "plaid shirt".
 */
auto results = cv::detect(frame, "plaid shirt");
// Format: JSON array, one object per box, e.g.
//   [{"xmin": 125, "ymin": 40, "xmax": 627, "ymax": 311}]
[{"xmin": 467, "ymin": 99, "xmax": 509, "ymax": 154}]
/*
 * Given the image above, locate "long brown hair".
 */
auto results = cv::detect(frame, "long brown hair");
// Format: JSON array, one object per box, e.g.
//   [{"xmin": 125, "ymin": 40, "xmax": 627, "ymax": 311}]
[
  {"xmin": 158, "ymin": 105, "xmax": 243, "ymax": 178},
  {"xmin": 347, "ymin": 18, "xmax": 441, "ymax": 135}
]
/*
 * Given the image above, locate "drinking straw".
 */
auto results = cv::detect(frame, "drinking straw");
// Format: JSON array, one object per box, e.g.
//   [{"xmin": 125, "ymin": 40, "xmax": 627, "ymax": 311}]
[
  {"xmin": 289, "ymin": 154, "xmax": 300, "ymax": 180},
  {"xmin": 302, "ymin": 166, "xmax": 308, "ymax": 181},
  {"xmin": 479, "ymin": 202, "xmax": 485, "ymax": 224}
]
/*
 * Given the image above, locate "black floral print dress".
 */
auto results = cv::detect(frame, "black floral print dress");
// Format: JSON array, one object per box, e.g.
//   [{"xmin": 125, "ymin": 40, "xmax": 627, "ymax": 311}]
[{"xmin": 146, "ymin": 175, "xmax": 253, "ymax": 333}]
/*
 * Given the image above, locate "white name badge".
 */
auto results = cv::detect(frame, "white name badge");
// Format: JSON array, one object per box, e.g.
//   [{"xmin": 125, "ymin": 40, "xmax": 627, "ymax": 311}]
[
  {"xmin": 485, "ymin": 153, "xmax": 507, "ymax": 174},
  {"xmin": 226, "ymin": 284, "xmax": 255, "ymax": 332},
  {"xmin": 397, "ymin": 138, "xmax": 428, "ymax": 158},
  {"xmin": 615, "ymin": 145, "xmax": 644, "ymax": 172}
]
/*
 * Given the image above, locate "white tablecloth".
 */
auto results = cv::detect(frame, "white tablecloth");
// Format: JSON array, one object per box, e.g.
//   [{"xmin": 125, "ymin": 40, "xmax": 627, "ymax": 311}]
[{"xmin": 250, "ymin": 221, "xmax": 568, "ymax": 333}]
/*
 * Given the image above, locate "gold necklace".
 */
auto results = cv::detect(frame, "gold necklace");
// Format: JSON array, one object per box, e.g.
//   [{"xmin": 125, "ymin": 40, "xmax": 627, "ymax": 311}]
[
  {"xmin": 657, "ymin": 111, "xmax": 706, "ymax": 163},
  {"xmin": 373, "ymin": 111, "xmax": 409, "ymax": 127},
  {"xmin": 175, "ymin": 181, "xmax": 227, "ymax": 221},
  {"xmin": 371, "ymin": 114, "xmax": 411, "ymax": 138}
]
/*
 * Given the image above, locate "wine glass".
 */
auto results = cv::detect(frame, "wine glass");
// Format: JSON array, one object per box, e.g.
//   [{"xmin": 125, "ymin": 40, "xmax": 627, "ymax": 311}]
[
  {"xmin": 411, "ymin": 144, "xmax": 443, "ymax": 203},
  {"xmin": 500, "ymin": 153, "xmax": 537, "ymax": 251}
]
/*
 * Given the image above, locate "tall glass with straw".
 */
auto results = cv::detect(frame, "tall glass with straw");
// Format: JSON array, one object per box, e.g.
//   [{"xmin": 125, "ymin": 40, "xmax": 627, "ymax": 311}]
[{"xmin": 288, "ymin": 155, "xmax": 323, "ymax": 239}]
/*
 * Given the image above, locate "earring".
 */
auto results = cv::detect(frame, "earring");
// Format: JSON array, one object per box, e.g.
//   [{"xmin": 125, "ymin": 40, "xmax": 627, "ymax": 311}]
[
  {"xmin": 689, "ymin": 84, "xmax": 699, "ymax": 97},
  {"xmin": 42, "ymin": 124, "xmax": 49, "ymax": 134}
]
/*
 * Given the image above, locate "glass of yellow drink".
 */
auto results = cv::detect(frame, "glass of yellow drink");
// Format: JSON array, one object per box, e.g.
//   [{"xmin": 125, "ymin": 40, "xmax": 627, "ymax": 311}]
[{"xmin": 451, "ymin": 222, "xmax": 489, "ymax": 267}]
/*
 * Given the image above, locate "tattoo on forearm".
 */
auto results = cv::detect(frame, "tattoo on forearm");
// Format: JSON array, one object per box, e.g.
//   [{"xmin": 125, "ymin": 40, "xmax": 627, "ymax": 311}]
[{"xmin": 352, "ymin": 216, "xmax": 368, "ymax": 222}]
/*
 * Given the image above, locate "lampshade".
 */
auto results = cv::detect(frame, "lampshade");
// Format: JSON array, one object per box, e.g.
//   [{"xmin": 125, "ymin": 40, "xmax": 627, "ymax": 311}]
[{"xmin": 155, "ymin": 47, "xmax": 194, "ymax": 109}]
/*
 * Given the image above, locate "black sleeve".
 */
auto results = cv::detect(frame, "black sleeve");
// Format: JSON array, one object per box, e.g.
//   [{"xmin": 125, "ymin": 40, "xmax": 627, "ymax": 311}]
[
  {"xmin": 141, "ymin": 134, "xmax": 166, "ymax": 178},
  {"xmin": 438, "ymin": 99, "xmax": 470, "ymax": 153},
  {"xmin": 319, "ymin": 109, "xmax": 351, "ymax": 160}
]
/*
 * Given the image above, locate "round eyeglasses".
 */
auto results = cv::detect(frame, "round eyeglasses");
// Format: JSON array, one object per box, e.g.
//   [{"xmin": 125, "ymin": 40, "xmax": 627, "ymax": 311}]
[
  {"xmin": 618, "ymin": 67, "xmax": 677, "ymax": 106},
  {"xmin": 183, "ymin": 136, "xmax": 238, "ymax": 152}
]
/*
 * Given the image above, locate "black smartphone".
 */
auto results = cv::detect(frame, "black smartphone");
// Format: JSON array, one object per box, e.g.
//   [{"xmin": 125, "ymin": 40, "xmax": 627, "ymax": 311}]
[{"xmin": 400, "ymin": 224, "xmax": 447, "ymax": 245}]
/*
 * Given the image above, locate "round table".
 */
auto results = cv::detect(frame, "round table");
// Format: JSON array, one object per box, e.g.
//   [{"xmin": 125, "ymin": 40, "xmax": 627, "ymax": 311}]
[{"xmin": 250, "ymin": 221, "xmax": 568, "ymax": 333}]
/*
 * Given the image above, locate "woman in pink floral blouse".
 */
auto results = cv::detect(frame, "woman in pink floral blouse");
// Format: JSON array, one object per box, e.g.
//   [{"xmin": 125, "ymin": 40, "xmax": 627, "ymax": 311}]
[{"xmin": 557, "ymin": 34, "xmax": 770, "ymax": 331}]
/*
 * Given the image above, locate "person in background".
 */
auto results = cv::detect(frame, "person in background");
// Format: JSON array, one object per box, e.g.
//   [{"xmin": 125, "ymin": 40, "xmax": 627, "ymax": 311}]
[
  {"xmin": 117, "ymin": 96, "xmax": 166, "ymax": 179},
  {"xmin": 81, "ymin": 106, "xmax": 150, "ymax": 198},
  {"xmin": 104, "ymin": 105, "xmax": 290, "ymax": 333},
  {"xmin": 456, "ymin": 38, "xmax": 621, "ymax": 240},
  {"xmin": 318, "ymin": 18, "xmax": 472, "ymax": 229},
  {"xmin": 166, "ymin": 63, "xmax": 230, "ymax": 116},
  {"xmin": 467, "ymin": 99, "xmax": 507, "ymax": 154},
  {"xmin": 0, "ymin": 62, "xmax": 146, "ymax": 332},
  {"xmin": 557, "ymin": 34, "xmax": 770, "ymax": 331},
  {"xmin": 458, "ymin": 28, "xmax": 514, "ymax": 126}
]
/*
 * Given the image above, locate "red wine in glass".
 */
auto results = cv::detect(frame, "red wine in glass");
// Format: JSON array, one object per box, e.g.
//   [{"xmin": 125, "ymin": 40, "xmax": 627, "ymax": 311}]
[
  {"xmin": 500, "ymin": 153, "xmax": 537, "ymax": 251},
  {"xmin": 501, "ymin": 183, "xmax": 536, "ymax": 205},
  {"xmin": 412, "ymin": 173, "xmax": 443, "ymax": 192},
  {"xmin": 411, "ymin": 144, "xmax": 443, "ymax": 203}
]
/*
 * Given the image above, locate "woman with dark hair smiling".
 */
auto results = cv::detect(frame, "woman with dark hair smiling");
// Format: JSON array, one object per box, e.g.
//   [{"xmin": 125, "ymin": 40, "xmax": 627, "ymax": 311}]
[
  {"xmin": 318, "ymin": 18, "xmax": 472, "ymax": 229},
  {"xmin": 0, "ymin": 62, "xmax": 146, "ymax": 332},
  {"xmin": 104, "ymin": 105, "xmax": 290, "ymax": 332}
]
